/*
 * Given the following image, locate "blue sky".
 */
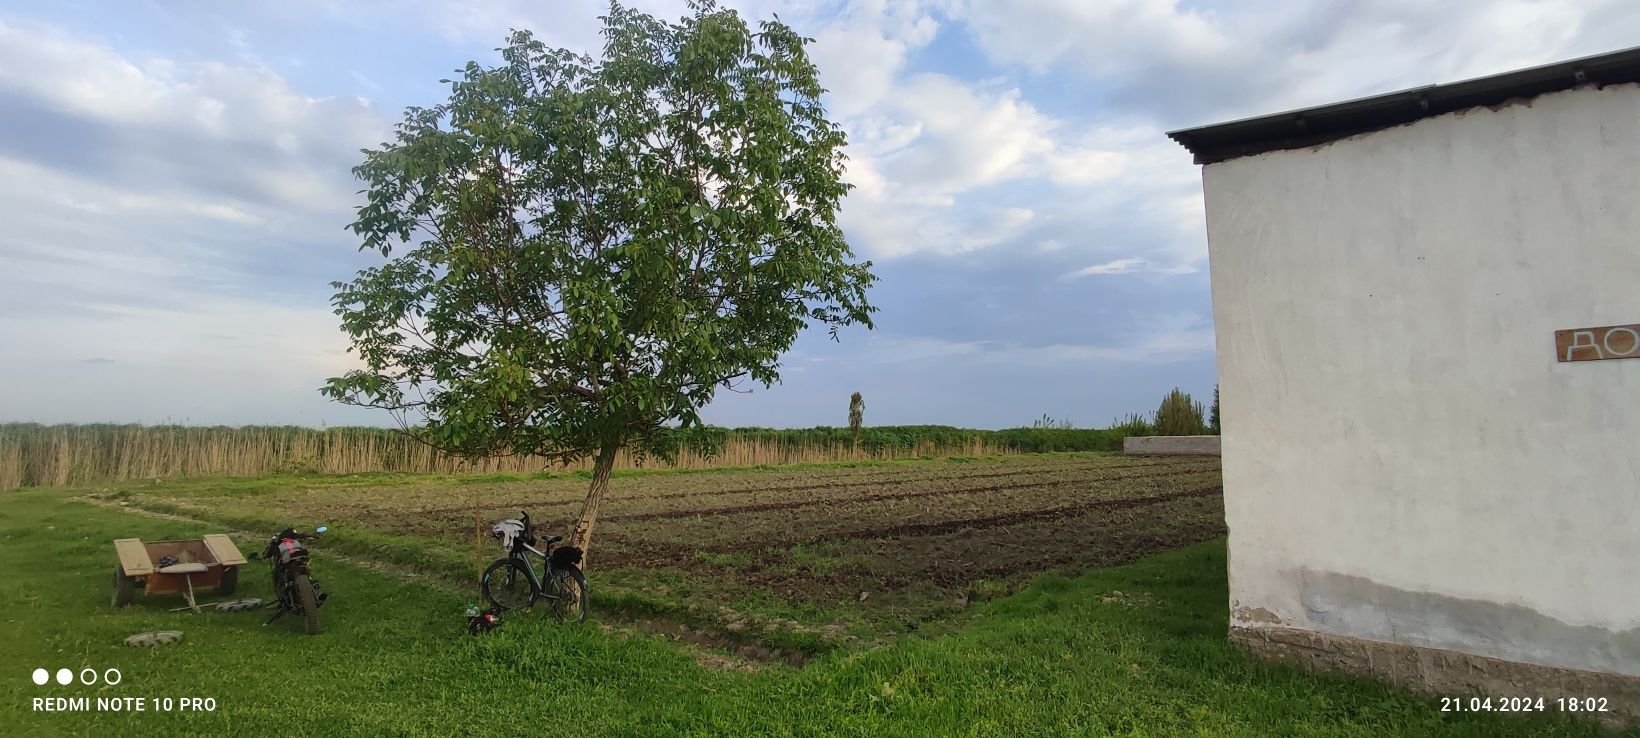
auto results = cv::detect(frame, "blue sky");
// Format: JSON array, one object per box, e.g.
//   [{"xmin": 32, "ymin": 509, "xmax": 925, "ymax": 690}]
[{"xmin": 2, "ymin": 0, "xmax": 1637, "ymax": 429}]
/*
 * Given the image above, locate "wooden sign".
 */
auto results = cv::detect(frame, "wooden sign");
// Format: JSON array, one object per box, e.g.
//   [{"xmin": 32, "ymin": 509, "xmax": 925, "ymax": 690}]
[{"xmin": 1556, "ymin": 323, "xmax": 1640, "ymax": 362}]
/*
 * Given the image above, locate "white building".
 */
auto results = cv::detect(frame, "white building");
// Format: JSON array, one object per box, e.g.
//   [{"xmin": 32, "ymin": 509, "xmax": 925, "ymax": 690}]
[{"xmin": 1170, "ymin": 48, "xmax": 1640, "ymax": 717}]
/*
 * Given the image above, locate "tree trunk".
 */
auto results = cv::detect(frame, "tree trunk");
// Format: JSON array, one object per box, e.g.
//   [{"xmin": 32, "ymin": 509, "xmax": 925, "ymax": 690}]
[{"xmin": 567, "ymin": 439, "xmax": 620, "ymax": 568}]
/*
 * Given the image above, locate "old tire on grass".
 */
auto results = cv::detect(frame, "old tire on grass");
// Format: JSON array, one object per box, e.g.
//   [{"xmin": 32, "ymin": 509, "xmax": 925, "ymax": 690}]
[
  {"xmin": 112, "ymin": 566, "xmax": 136, "ymax": 608},
  {"xmin": 215, "ymin": 566, "xmax": 238, "ymax": 595},
  {"xmin": 294, "ymin": 574, "xmax": 320, "ymax": 635},
  {"xmin": 214, "ymin": 598, "xmax": 264, "ymax": 613},
  {"xmin": 123, "ymin": 631, "xmax": 183, "ymax": 647}
]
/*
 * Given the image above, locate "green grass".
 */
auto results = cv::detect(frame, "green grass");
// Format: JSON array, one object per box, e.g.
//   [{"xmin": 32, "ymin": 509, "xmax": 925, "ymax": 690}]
[{"xmin": 0, "ymin": 489, "xmax": 1621, "ymax": 737}]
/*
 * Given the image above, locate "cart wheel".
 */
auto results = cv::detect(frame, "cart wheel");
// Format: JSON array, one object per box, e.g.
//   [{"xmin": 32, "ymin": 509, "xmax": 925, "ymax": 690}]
[
  {"xmin": 215, "ymin": 566, "xmax": 238, "ymax": 595},
  {"xmin": 112, "ymin": 566, "xmax": 136, "ymax": 608}
]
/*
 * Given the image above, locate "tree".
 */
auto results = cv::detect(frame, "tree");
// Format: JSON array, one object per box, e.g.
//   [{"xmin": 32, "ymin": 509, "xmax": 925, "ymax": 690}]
[
  {"xmin": 1209, "ymin": 383, "xmax": 1220, "ymax": 435},
  {"xmin": 1153, "ymin": 388, "xmax": 1207, "ymax": 436},
  {"xmin": 1031, "ymin": 413, "xmax": 1074, "ymax": 429},
  {"xmin": 847, "ymin": 392, "xmax": 864, "ymax": 445},
  {"xmin": 323, "ymin": 2, "xmax": 877, "ymax": 566},
  {"xmin": 1110, "ymin": 413, "xmax": 1152, "ymax": 437}
]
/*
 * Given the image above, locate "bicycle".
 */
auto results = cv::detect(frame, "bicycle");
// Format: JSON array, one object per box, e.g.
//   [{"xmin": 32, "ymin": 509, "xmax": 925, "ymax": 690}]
[{"xmin": 481, "ymin": 511, "xmax": 587, "ymax": 623}]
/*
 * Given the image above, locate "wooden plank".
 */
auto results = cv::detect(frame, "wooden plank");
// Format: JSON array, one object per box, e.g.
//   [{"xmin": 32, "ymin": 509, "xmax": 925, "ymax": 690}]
[
  {"xmin": 114, "ymin": 538, "xmax": 153, "ymax": 575},
  {"xmin": 1555, "ymin": 323, "xmax": 1640, "ymax": 362},
  {"xmin": 201, "ymin": 534, "xmax": 247, "ymax": 566}
]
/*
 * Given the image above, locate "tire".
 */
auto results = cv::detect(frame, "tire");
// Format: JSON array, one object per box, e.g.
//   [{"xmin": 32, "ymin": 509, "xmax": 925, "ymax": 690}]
[
  {"xmin": 123, "ymin": 631, "xmax": 183, "ymax": 647},
  {"xmin": 214, "ymin": 598, "xmax": 263, "ymax": 613},
  {"xmin": 547, "ymin": 566, "xmax": 587, "ymax": 623},
  {"xmin": 215, "ymin": 566, "xmax": 238, "ymax": 595},
  {"xmin": 293, "ymin": 574, "xmax": 320, "ymax": 635},
  {"xmin": 112, "ymin": 566, "xmax": 136, "ymax": 608},
  {"xmin": 481, "ymin": 559, "xmax": 535, "ymax": 613}
]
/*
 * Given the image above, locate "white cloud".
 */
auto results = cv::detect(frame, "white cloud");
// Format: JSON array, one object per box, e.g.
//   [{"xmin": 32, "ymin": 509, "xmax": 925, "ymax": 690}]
[
  {"xmin": 0, "ymin": 21, "xmax": 384, "ymax": 220},
  {"xmin": 947, "ymin": 0, "xmax": 1231, "ymax": 77},
  {"xmin": 870, "ymin": 320, "xmax": 1214, "ymax": 367},
  {"xmin": 793, "ymin": 1, "xmax": 1222, "ymax": 262},
  {"xmin": 0, "ymin": 22, "xmax": 395, "ymax": 425},
  {"xmin": 810, "ymin": 9, "xmax": 932, "ymax": 118},
  {"xmin": 1069, "ymin": 257, "xmax": 1147, "ymax": 276},
  {"xmin": 1065, "ymin": 257, "xmax": 1197, "ymax": 279},
  {"xmin": 821, "ymin": 27, "xmax": 1143, "ymax": 257},
  {"xmin": 942, "ymin": 0, "xmax": 1640, "ymax": 123}
]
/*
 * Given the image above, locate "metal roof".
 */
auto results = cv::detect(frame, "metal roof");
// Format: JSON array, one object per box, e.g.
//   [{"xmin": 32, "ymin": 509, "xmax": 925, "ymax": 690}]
[{"xmin": 1167, "ymin": 45, "xmax": 1640, "ymax": 165}]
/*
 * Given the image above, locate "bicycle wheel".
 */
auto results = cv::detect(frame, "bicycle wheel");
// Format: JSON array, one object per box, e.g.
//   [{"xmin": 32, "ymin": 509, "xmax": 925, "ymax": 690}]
[
  {"xmin": 546, "ymin": 566, "xmax": 587, "ymax": 623},
  {"xmin": 481, "ymin": 558, "xmax": 535, "ymax": 613}
]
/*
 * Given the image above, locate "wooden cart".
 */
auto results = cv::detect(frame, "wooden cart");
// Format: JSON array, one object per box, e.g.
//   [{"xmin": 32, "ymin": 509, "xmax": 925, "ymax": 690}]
[{"xmin": 113, "ymin": 535, "xmax": 247, "ymax": 612}]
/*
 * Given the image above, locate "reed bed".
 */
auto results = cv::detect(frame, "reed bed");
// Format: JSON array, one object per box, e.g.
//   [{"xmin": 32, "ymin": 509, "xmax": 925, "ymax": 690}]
[{"xmin": 0, "ymin": 424, "xmax": 1111, "ymax": 490}]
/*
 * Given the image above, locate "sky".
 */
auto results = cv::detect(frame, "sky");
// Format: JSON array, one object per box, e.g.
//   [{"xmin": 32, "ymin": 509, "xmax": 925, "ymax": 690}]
[{"xmin": 2, "ymin": 0, "xmax": 1637, "ymax": 430}]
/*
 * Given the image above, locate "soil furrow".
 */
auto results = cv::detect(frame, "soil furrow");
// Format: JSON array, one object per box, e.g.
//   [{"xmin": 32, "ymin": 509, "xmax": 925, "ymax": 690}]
[
  {"xmin": 593, "ymin": 485, "xmax": 1223, "ymax": 561},
  {"xmin": 723, "ymin": 485, "xmax": 1222, "ymax": 551},
  {"xmin": 602, "ymin": 467, "xmax": 1220, "ymax": 523},
  {"xmin": 611, "ymin": 458, "xmax": 1212, "ymax": 503},
  {"xmin": 389, "ymin": 457, "xmax": 1217, "ymax": 518}
]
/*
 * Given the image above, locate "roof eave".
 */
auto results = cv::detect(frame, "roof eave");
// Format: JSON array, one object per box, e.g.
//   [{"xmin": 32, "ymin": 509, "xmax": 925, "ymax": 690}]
[{"xmin": 1168, "ymin": 45, "xmax": 1640, "ymax": 165}]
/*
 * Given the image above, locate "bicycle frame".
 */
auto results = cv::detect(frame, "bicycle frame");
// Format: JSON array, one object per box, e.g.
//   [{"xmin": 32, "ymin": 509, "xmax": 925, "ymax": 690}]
[{"xmin": 504, "ymin": 541, "xmax": 568, "ymax": 608}]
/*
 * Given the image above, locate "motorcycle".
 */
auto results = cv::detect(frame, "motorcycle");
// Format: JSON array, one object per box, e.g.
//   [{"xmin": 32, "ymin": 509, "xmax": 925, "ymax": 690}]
[{"xmin": 249, "ymin": 526, "xmax": 330, "ymax": 635}]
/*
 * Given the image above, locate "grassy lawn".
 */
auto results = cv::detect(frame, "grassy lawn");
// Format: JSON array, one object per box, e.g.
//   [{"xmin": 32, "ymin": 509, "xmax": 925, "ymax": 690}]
[{"xmin": 0, "ymin": 488, "xmax": 1623, "ymax": 737}]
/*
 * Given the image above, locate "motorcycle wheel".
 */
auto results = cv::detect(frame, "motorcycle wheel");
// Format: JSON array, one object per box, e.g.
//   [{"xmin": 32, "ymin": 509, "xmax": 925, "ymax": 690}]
[{"xmin": 294, "ymin": 574, "xmax": 320, "ymax": 635}]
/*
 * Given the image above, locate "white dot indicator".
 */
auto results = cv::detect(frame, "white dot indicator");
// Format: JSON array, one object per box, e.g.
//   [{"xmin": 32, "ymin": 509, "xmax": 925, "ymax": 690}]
[
  {"xmin": 31, "ymin": 668, "xmax": 47, "ymax": 685},
  {"xmin": 55, "ymin": 668, "xmax": 72, "ymax": 685}
]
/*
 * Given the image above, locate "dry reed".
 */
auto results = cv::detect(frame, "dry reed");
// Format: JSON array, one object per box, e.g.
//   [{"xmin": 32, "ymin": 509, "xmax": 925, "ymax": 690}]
[{"xmin": 0, "ymin": 424, "xmax": 1016, "ymax": 490}]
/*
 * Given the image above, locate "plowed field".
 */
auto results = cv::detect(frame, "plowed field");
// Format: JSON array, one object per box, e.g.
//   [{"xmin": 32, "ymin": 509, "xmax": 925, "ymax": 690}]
[{"xmin": 106, "ymin": 452, "xmax": 1224, "ymax": 660}]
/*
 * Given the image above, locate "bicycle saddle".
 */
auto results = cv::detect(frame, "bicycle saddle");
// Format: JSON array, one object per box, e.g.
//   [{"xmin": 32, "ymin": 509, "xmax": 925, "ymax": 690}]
[{"xmin": 541, "ymin": 534, "xmax": 563, "ymax": 544}]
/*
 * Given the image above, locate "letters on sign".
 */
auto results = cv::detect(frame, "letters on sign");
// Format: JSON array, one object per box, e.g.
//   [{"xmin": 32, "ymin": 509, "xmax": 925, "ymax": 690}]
[{"xmin": 1556, "ymin": 324, "xmax": 1640, "ymax": 362}]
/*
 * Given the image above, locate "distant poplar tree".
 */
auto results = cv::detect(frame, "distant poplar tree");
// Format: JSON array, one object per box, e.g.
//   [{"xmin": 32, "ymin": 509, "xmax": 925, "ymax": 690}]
[
  {"xmin": 1209, "ymin": 384, "xmax": 1221, "ymax": 435},
  {"xmin": 848, "ymin": 392, "xmax": 864, "ymax": 444},
  {"xmin": 1154, "ymin": 388, "xmax": 1207, "ymax": 436}
]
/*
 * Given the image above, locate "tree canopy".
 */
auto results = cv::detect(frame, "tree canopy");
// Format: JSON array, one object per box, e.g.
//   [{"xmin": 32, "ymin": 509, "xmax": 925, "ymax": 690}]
[
  {"xmin": 324, "ymin": 2, "xmax": 877, "ymax": 468},
  {"xmin": 323, "ymin": 2, "xmax": 876, "ymax": 558}
]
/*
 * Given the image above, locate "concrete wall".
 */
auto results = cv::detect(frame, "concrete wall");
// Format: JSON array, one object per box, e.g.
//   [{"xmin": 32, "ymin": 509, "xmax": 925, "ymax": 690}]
[
  {"xmin": 1123, "ymin": 435, "xmax": 1221, "ymax": 455},
  {"xmin": 1203, "ymin": 83, "xmax": 1640, "ymax": 678}
]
